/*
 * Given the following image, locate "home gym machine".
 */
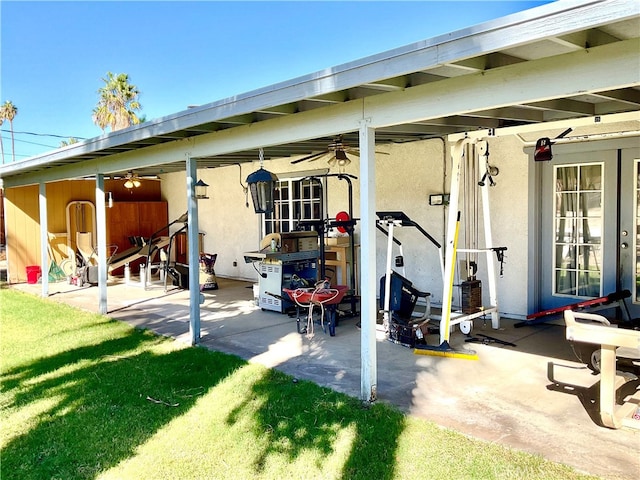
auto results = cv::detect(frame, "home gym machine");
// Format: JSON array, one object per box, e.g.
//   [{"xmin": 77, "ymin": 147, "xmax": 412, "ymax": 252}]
[
  {"xmin": 434, "ymin": 138, "xmax": 507, "ymax": 345},
  {"xmin": 376, "ymin": 211, "xmax": 443, "ymax": 347},
  {"xmin": 297, "ymin": 173, "xmax": 360, "ymax": 319}
]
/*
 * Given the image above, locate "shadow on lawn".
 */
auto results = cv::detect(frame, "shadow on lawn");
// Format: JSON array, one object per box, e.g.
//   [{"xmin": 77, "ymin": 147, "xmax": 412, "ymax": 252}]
[
  {"xmin": 227, "ymin": 368, "xmax": 406, "ymax": 480},
  {"xmin": 4, "ymin": 328, "xmax": 406, "ymax": 480},
  {"xmin": 1, "ymin": 329, "xmax": 246, "ymax": 480}
]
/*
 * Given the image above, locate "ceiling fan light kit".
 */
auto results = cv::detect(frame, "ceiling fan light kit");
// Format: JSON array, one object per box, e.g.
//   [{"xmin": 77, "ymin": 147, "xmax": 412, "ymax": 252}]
[
  {"xmin": 123, "ymin": 171, "xmax": 141, "ymax": 189},
  {"xmin": 328, "ymin": 149, "xmax": 351, "ymax": 168},
  {"xmin": 291, "ymin": 134, "xmax": 388, "ymax": 169}
]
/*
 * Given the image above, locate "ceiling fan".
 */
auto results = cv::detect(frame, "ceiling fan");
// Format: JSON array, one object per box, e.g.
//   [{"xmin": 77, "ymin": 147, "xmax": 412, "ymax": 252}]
[
  {"xmin": 123, "ymin": 171, "xmax": 141, "ymax": 189},
  {"xmin": 290, "ymin": 135, "xmax": 387, "ymax": 168}
]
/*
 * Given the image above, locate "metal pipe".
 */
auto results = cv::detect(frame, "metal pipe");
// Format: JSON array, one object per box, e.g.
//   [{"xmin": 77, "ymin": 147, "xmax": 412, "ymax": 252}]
[{"xmin": 517, "ymin": 130, "xmax": 640, "ymax": 146}]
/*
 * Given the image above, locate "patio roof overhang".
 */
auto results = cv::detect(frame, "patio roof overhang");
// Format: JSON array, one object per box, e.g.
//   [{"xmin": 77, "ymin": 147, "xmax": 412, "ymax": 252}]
[{"xmin": 1, "ymin": 0, "xmax": 639, "ymax": 188}]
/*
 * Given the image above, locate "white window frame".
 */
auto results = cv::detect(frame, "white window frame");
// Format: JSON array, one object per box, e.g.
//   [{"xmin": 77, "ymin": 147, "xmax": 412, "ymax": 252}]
[
  {"xmin": 552, "ymin": 162, "xmax": 604, "ymax": 299},
  {"xmin": 262, "ymin": 172, "xmax": 326, "ymax": 235}
]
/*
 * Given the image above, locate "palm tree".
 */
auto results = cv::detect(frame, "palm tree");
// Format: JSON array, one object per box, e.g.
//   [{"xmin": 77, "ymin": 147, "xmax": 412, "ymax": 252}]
[
  {"xmin": 92, "ymin": 72, "xmax": 142, "ymax": 132},
  {"xmin": 59, "ymin": 137, "xmax": 80, "ymax": 147},
  {"xmin": 0, "ymin": 117, "xmax": 5, "ymax": 164},
  {"xmin": 1, "ymin": 101, "xmax": 18, "ymax": 162}
]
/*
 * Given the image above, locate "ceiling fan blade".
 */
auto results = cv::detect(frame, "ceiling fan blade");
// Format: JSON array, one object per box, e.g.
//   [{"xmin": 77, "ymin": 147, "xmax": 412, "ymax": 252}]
[
  {"xmin": 343, "ymin": 148, "xmax": 389, "ymax": 157},
  {"xmin": 310, "ymin": 152, "xmax": 331, "ymax": 163},
  {"xmin": 290, "ymin": 151, "xmax": 327, "ymax": 164},
  {"xmin": 345, "ymin": 148, "xmax": 360, "ymax": 157}
]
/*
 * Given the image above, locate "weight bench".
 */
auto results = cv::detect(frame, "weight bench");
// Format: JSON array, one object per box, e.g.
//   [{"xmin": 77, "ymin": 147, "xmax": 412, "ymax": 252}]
[
  {"xmin": 564, "ymin": 310, "xmax": 640, "ymax": 429},
  {"xmin": 517, "ymin": 290, "xmax": 636, "ymax": 328}
]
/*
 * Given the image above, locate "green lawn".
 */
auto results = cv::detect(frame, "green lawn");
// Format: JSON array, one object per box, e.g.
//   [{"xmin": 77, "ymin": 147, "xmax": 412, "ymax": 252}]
[{"xmin": 0, "ymin": 288, "xmax": 599, "ymax": 480}]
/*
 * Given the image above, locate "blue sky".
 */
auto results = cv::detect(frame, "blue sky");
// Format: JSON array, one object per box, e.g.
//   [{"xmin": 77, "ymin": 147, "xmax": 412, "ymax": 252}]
[{"xmin": 1, "ymin": 1, "xmax": 550, "ymax": 160}]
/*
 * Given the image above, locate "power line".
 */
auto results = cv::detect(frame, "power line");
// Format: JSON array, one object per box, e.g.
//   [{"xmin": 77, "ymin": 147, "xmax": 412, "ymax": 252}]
[
  {"xmin": 7, "ymin": 138, "xmax": 57, "ymax": 148},
  {"xmin": 0, "ymin": 129, "xmax": 86, "ymax": 140},
  {"xmin": 2, "ymin": 152, "xmax": 33, "ymax": 160}
]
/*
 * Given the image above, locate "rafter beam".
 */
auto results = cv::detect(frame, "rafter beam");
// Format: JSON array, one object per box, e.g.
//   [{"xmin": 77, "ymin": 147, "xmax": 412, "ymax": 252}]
[
  {"xmin": 362, "ymin": 76, "xmax": 408, "ymax": 91},
  {"xmin": 525, "ymin": 98, "xmax": 595, "ymax": 115},
  {"xmin": 591, "ymin": 88, "xmax": 640, "ymax": 106}
]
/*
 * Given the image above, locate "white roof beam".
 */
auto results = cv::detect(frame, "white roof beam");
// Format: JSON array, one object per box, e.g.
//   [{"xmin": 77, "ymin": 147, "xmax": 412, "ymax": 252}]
[{"xmin": 4, "ymin": 37, "xmax": 638, "ymax": 187}]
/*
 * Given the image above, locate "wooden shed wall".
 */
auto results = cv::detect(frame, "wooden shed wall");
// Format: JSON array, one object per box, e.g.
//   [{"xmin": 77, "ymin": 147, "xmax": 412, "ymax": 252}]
[{"xmin": 4, "ymin": 179, "xmax": 162, "ymax": 283}]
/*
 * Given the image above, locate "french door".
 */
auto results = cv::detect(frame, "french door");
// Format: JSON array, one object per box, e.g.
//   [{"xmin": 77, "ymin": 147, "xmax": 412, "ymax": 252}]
[{"xmin": 538, "ymin": 142, "xmax": 640, "ymax": 318}]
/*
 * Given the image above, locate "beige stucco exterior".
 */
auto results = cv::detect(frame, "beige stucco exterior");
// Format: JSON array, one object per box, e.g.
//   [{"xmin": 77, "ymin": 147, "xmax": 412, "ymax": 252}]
[
  {"xmin": 159, "ymin": 134, "xmax": 532, "ymax": 318},
  {"xmin": 158, "ymin": 116, "xmax": 639, "ymax": 320}
]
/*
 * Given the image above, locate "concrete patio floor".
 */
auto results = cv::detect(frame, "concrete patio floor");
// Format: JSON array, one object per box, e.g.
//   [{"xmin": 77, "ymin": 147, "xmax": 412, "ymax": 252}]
[{"xmin": 9, "ymin": 276, "xmax": 640, "ymax": 480}]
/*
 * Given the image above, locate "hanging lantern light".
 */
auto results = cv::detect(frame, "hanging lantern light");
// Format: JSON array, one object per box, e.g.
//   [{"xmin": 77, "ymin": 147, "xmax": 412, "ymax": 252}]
[
  {"xmin": 246, "ymin": 148, "xmax": 278, "ymax": 214},
  {"xmin": 195, "ymin": 179, "xmax": 209, "ymax": 199}
]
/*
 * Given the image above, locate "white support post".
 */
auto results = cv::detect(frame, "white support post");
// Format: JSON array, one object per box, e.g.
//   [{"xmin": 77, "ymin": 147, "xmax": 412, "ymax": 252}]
[
  {"xmin": 186, "ymin": 154, "xmax": 201, "ymax": 346},
  {"xmin": 95, "ymin": 174, "xmax": 108, "ymax": 314},
  {"xmin": 359, "ymin": 120, "xmax": 377, "ymax": 403},
  {"xmin": 38, "ymin": 182, "xmax": 49, "ymax": 297}
]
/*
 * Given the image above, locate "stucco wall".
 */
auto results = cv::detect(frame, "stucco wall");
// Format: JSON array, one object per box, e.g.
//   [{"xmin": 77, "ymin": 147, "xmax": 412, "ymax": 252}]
[{"xmin": 160, "ymin": 136, "xmax": 531, "ymax": 317}]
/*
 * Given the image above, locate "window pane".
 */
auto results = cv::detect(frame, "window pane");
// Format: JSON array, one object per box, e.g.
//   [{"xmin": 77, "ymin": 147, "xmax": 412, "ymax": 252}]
[
  {"xmin": 556, "ymin": 166, "xmax": 578, "ymax": 191},
  {"xmin": 580, "ymin": 164, "xmax": 602, "ymax": 190},
  {"xmin": 578, "ymin": 246, "xmax": 601, "ymax": 271},
  {"xmin": 577, "ymin": 217, "xmax": 601, "ymax": 244},
  {"xmin": 556, "ymin": 193, "xmax": 578, "ymax": 217},
  {"xmin": 578, "ymin": 271, "xmax": 600, "ymax": 297},
  {"xmin": 555, "ymin": 218, "xmax": 575, "ymax": 243},
  {"xmin": 579, "ymin": 192, "xmax": 601, "ymax": 217},
  {"xmin": 280, "ymin": 184, "xmax": 289, "ymax": 201},
  {"xmin": 281, "ymin": 203, "xmax": 289, "ymax": 220},
  {"xmin": 302, "ymin": 182, "xmax": 310, "ymax": 199},
  {"xmin": 555, "ymin": 270, "xmax": 575, "ymax": 295},
  {"xmin": 555, "ymin": 244, "xmax": 576, "ymax": 269}
]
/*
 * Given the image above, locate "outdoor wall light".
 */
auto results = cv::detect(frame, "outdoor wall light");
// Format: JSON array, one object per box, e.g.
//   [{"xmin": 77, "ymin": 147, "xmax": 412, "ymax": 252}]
[
  {"xmin": 246, "ymin": 148, "xmax": 278, "ymax": 214},
  {"xmin": 195, "ymin": 179, "xmax": 209, "ymax": 199}
]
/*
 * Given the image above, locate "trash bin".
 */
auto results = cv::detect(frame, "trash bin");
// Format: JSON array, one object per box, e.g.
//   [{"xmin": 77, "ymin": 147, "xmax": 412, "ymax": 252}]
[{"xmin": 26, "ymin": 265, "xmax": 41, "ymax": 284}]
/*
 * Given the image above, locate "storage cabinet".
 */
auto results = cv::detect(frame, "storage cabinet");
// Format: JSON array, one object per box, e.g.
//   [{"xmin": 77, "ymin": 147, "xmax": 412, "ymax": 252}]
[{"xmin": 105, "ymin": 201, "xmax": 168, "ymax": 274}]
